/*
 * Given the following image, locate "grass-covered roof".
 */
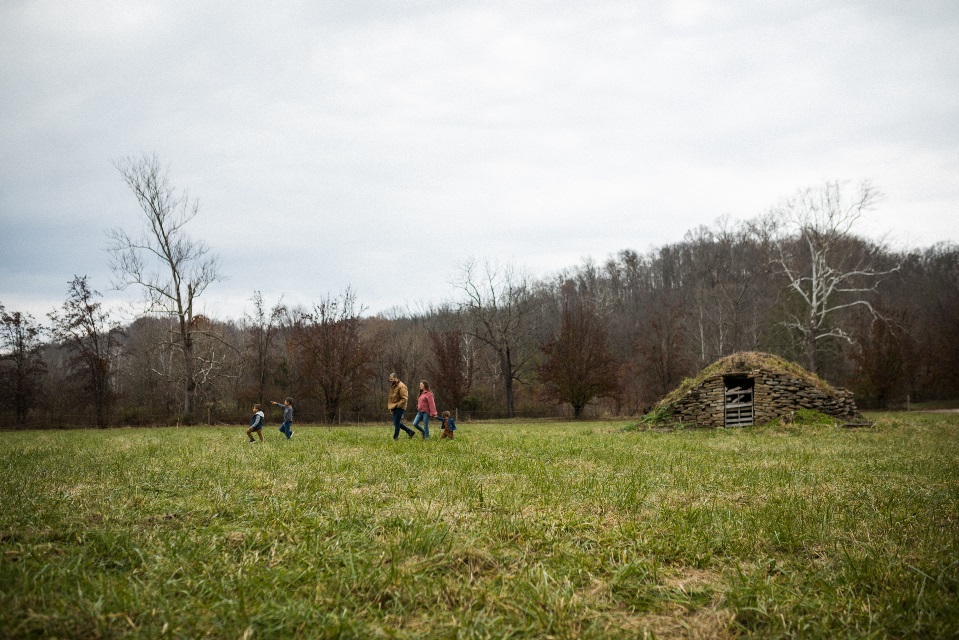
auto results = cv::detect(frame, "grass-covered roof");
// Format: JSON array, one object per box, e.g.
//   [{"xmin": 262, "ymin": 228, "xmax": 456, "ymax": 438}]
[{"xmin": 656, "ymin": 351, "xmax": 835, "ymax": 411}]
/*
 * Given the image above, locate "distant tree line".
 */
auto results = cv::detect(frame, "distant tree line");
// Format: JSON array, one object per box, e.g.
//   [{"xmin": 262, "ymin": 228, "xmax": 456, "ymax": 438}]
[{"xmin": 1, "ymin": 161, "xmax": 957, "ymax": 428}]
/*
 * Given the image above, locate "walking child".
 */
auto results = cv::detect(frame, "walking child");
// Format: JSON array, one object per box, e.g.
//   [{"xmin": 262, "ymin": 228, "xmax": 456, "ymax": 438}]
[
  {"xmin": 440, "ymin": 410, "xmax": 456, "ymax": 439},
  {"xmin": 247, "ymin": 404, "xmax": 265, "ymax": 443},
  {"xmin": 271, "ymin": 397, "xmax": 294, "ymax": 440}
]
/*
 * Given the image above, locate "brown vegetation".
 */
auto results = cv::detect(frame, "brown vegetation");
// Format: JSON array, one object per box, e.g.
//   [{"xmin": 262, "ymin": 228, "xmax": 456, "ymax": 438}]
[{"xmin": 3, "ymin": 180, "xmax": 959, "ymax": 427}]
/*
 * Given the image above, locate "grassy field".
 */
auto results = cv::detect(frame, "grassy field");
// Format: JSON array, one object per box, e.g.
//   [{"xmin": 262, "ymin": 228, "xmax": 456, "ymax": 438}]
[{"xmin": 1, "ymin": 413, "xmax": 958, "ymax": 639}]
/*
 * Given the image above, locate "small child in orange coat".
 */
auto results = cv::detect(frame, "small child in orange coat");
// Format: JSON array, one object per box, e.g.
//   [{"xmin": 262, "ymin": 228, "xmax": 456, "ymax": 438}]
[
  {"xmin": 440, "ymin": 411, "xmax": 457, "ymax": 439},
  {"xmin": 247, "ymin": 404, "xmax": 265, "ymax": 443}
]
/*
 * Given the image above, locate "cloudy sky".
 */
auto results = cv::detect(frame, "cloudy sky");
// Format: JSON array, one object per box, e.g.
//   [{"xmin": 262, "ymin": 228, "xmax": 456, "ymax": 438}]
[{"xmin": 2, "ymin": 0, "xmax": 958, "ymax": 323}]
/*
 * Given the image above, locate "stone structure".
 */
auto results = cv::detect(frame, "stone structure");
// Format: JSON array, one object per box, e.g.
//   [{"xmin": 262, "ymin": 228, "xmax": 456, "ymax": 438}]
[{"xmin": 660, "ymin": 352, "xmax": 860, "ymax": 427}]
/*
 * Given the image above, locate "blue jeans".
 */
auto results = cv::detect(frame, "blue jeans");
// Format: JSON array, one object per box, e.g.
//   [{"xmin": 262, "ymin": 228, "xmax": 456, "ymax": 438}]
[
  {"xmin": 279, "ymin": 421, "xmax": 292, "ymax": 438},
  {"xmin": 412, "ymin": 412, "xmax": 430, "ymax": 438},
  {"xmin": 392, "ymin": 409, "xmax": 413, "ymax": 439}
]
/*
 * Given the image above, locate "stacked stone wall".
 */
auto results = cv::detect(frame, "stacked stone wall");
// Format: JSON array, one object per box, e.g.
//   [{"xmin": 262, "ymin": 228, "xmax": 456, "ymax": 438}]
[{"xmin": 670, "ymin": 369, "xmax": 860, "ymax": 427}]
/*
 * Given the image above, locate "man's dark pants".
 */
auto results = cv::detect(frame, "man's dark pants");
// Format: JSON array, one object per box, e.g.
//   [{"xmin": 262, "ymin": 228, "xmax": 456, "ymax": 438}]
[{"xmin": 392, "ymin": 408, "xmax": 414, "ymax": 439}]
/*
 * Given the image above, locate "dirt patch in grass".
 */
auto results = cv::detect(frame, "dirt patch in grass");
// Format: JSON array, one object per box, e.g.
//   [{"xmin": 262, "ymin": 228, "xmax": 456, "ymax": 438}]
[
  {"xmin": 662, "ymin": 568, "xmax": 724, "ymax": 593},
  {"xmin": 142, "ymin": 513, "xmax": 181, "ymax": 526},
  {"xmin": 451, "ymin": 547, "xmax": 503, "ymax": 580},
  {"xmin": 639, "ymin": 606, "xmax": 736, "ymax": 639},
  {"xmin": 226, "ymin": 531, "xmax": 247, "ymax": 546}
]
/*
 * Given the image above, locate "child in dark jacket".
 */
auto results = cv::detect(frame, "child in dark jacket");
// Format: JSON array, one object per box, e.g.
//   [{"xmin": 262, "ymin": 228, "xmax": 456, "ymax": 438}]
[
  {"xmin": 247, "ymin": 404, "xmax": 265, "ymax": 443},
  {"xmin": 440, "ymin": 411, "xmax": 456, "ymax": 439}
]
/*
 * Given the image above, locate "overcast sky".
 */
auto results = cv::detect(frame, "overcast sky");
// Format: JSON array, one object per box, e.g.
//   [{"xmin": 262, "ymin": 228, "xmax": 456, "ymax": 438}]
[{"xmin": 2, "ymin": 0, "xmax": 958, "ymax": 323}]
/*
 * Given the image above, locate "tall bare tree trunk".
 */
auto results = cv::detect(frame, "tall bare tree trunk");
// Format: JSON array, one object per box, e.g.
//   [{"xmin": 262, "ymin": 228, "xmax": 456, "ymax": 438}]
[{"xmin": 109, "ymin": 153, "xmax": 221, "ymax": 420}]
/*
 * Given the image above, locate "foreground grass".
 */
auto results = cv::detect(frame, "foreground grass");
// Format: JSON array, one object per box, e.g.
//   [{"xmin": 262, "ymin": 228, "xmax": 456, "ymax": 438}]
[{"xmin": 1, "ymin": 414, "xmax": 958, "ymax": 639}]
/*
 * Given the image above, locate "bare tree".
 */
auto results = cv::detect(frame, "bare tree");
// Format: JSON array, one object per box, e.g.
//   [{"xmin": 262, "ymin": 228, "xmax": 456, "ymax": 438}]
[
  {"xmin": 636, "ymin": 295, "xmax": 690, "ymax": 401},
  {"xmin": 0, "ymin": 304, "xmax": 47, "ymax": 426},
  {"xmin": 427, "ymin": 328, "xmax": 473, "ymax": 410},
  {"xmin": 421, "ymin": 303, "xmax": 475, "ymax": 412},
  {"xmin": 851, "ymin": 310, "xmax": 915, "ymax": 408},
  {"xmin": 108, "ymin": 153, "xmax": 222, "ymax": 416},
  {"xmin": 243, "ymin": 291, "xmax": 287, "ymax": 403},
  {"xmin": 48, "ymin": 276, "xmax": 124, "ymax": 427},
  {"xmin": 769, "ymin": 180, "xmax": 898, "ymax": 375},
  {"xmin": 289, "ymin": 289, "xmax": 375, "ymax": 423},
  {"xmin": 683, "ymin": 219, "xmax": 776, "ymax": 365},
  {"xmin": 893, "ymin": 243, "xmax": 959, "ymax": 400},
  {"xmin": 454, "ymin": 259, "xmax": 542, "ymax": 417},
  {"xmin": 188, "ymin": 315, "xmax": 243, "ymax": 422},
  {"xmin": 539, "ymin": 284, "xmax": 620, "ymax": 418},
  {"xmin": 115, "ymin": 316, "xmax": 179, "ymax": 420}
]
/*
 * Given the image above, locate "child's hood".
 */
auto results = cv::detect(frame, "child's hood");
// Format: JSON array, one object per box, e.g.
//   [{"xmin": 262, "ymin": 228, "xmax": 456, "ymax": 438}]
[{"xmin": 255, "ymin": 410, "xmax": 265, "ymax": 417}]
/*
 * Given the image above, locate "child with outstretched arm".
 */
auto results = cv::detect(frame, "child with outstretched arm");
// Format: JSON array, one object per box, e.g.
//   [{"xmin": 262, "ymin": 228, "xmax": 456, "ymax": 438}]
[{"xmin": 271, "ymin": 397, "xmax": 294, "ymax": 440}]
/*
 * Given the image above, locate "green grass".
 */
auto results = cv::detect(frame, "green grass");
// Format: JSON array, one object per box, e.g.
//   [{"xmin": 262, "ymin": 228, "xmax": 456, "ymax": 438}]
[{"xmin": 2, "ymin": 413, "xmax": 958, "ymax": 639}]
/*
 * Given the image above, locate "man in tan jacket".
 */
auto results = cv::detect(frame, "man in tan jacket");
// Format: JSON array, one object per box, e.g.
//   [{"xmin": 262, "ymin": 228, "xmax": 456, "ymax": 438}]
[{"xmin": 388, "ymin": 373, "xmax": 415, "ymax": 439}]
